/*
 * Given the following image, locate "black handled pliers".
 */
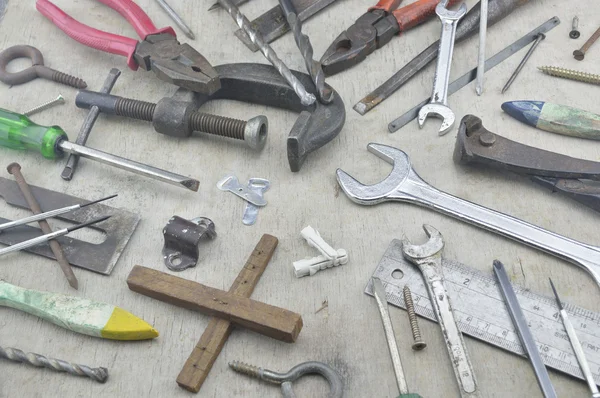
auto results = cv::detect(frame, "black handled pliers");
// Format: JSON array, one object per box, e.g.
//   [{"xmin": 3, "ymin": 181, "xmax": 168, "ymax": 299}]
[
  {"xmin": 455, "ymin": 115, "xmax": 600, "ymax": 213},
  {"xmin": 320, "ymin": 0, "xmax": 461, "ymax": 76}
]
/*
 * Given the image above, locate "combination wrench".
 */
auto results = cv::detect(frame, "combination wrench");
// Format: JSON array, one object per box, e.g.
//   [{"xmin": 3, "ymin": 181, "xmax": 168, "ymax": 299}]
[
  {"xmin": 402, "ymin": 225, "xmax": 478, "ymax": 396},
  {"xmin": 336, "ymin": 143, "xmax": 600, "ymax": 290},
  {"xmin": 418, "ymin": 1, "xmax": 467, "ymax": 135}
]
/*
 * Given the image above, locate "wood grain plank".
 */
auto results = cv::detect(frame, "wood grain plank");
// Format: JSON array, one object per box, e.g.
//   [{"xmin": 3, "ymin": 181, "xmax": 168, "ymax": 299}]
[
  {"xmin": 176, "ymin": 234, "xmax": 279, "ymax": 392},
  {"xmin": 126, "ymin": 265, "xmax": 301, "ymax": 343}
]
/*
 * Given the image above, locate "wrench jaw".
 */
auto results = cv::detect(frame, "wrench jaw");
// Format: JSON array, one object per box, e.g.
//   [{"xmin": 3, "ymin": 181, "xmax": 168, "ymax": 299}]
[
  {"xmin": 435, "ymin": 2, "xmax": 468, "ymax": 21},
  {"xmin": 418, "ymin": 104, "xmax": 456, "ymax": 136},
  {"xmin": 336, "ymin": 143, "xmax": 412, "ymax": 205},
  {"xmin": 401, "ymin": 225, "xmax": 445, "ymax": 261}
]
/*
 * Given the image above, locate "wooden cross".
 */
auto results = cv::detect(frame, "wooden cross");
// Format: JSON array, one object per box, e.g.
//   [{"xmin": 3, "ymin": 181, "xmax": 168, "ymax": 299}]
[{"xmin": 126, "ymin": 234, "xmax": 302, "ymax": 393}]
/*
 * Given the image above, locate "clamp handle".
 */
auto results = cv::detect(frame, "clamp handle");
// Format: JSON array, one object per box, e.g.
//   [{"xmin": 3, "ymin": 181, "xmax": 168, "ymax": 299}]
[{"xmin": 97, "ymin": 0, "xmax": 175, "ymax": 40}]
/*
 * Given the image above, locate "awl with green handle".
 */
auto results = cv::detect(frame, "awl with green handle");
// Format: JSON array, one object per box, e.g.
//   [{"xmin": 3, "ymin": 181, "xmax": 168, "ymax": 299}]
[
  {"xmin": 372, "ymin": 277, "xmax": 423, "ymax": 398},
  {"xmin": 0, "ymin": 108, "xmax": 199, "ymax": 191},
  {"xmin": 0, "ymin": 279, "xmax": 159, "ymax": 340}
]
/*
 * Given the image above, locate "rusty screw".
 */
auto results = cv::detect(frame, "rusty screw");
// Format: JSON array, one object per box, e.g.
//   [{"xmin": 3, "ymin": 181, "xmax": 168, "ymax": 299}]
[
  {"xmin": 574, "ymin": 25, "xmax": 600, "ymax": 60},
  {"xmin": 403, "ymin": 286, "xmax": 426, "ymax": 350},
  {"xmin": 6, "ymin": 163, "xmax": 78, "ymax": 289}
]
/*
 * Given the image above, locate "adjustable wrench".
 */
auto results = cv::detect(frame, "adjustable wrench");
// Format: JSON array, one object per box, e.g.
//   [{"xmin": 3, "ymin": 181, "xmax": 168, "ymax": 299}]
[
  {"xmin": 336, "ymin": 143, "xmax": 600, "ymax": 290},
  {"xmin": 418, "ymin": 2, "xmax": 467, "ymax": 135},
  {"xmin": 402, "ymin": 225, "xmax": 477, "ymax": 396}
]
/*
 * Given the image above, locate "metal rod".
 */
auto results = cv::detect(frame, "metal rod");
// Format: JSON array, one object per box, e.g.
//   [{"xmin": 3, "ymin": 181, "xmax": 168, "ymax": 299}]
[
  {"xmin": 154, "ymin": 0, "xmax": 195, "ymax": 40},
  {"xmin": 388, "ymin": 17, "xmax": 560, "ymax": 132},
  {"xmin": 62, "ymin": 68, "xmax": 121, "ymax": 181},
  {"xmin": 279, "ymin": 0, "xmax": 332, "ymax": 104},
  {"xmin": 0, "ymin": 346, "xmax": 108, "ymax": 383},
  {"xmin": 501, "ymin": 33, "xmax": 545, "ymax": 94},
  {"xmin": 0, "ymin": 194, "xmax": 116, "ymax": 232},
  {"xmin": 0, "ymin": 216, "xmax": 110, "ymax": 257},
  {"xmin": 372, "ymin": 277, "xmax": 409, "ymax": 395},
  {"xmin": 57, "ymin": 141, "xmax": 199, "ymax": 192},
  {"xmin": 494, "ymin": 261, "xmax": 557, "ymax": 398},
  {"xmin": 6, "ymin": 163, "xmax": 78, "ymax": 289},
  {"xmin": 549, "ymin": 279, "xmax": 600, "ymax": 398},
  {"xmin": 476, "ymin": 0, "xmax": 488, "ymax": 95},
  {"xmin": 217, "ymin": 0, "xmax": 316, "ymax": 106}
]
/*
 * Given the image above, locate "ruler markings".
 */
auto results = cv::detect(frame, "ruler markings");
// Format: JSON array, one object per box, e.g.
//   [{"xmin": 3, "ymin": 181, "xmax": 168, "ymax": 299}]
[{"xmin": 365, "ymin": 240, "xmax": 600, "ymax": 384}]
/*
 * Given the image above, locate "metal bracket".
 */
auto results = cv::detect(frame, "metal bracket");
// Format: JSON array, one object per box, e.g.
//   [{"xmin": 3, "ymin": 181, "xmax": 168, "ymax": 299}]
[{"xmin": 162, "ymin": 216, "xmax": 216, "ymax": 271}]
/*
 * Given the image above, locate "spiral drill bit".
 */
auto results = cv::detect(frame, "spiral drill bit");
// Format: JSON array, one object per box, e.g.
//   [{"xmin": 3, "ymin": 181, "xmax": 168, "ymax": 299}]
[
  {"xmin": 279, "ymin": 0, "xmax": 333, "ymax": 104},
  {"xmin": 0, "ymin": 346, "xmax": 108, "ymax": 383},
  {"xmin": 217, "ymin": 0, "xmax": 316, "ymax": 106}
]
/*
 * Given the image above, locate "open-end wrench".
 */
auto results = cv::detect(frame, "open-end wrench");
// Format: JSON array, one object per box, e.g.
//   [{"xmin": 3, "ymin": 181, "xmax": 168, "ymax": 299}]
[
  {"xmin": 336, "ymin": 143, "xmax": 600, "ymax": 290},
  {"xmin": 417, "ymin": 2, "xmax": 467, "ymax": 135},
  {"xmin": 402, "ymin": 225, "xmax": 477, "ymax": 396}
]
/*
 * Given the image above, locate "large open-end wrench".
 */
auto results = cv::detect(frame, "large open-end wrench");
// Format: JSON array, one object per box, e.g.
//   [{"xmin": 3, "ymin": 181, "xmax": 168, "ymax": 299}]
[
  {"xmin": 417, "ymin": 2, "xmax": 467, "ymax": 135},
  {"xmin": 336, "ymin": 143, "xmax": 600, "ymax": 290},
  {"xmin": 402, "ymin": 225, "xmax": 478, "ymax": 397}
]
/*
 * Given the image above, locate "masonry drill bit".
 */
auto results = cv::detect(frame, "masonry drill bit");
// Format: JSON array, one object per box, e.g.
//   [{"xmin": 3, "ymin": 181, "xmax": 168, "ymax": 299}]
[
  {"xmin": 0, "ymin": 346, "xmax": 108, "ymax": 383},
  {"xmin": 217, "ymin": 0, "xmax": 316, "ymax": 106},
  {"xmin": 279, "ymin": 0, "xmax": 333, "ymax": 104},
  {"xmin": 538, "ymin": 66, "xmax": 600, "ymax": 86}
]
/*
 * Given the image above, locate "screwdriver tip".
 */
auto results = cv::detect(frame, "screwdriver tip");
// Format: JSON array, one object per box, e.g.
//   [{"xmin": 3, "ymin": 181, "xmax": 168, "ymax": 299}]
[
  {"xmin": 81, "ymin": 194, "xmax": 118, "ymax": 208},
  {"xmin": 182, "ymin": 179, "xmax": 200, "ymax": 192},
  {"xmin": 68, "ymin": 215, "xmax": 111, "ymax": 233}
]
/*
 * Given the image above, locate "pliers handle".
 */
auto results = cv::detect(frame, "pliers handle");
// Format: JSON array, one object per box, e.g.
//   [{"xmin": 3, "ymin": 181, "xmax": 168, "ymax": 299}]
[
  {"xmin": 36, "ymin": 0, "xmax": 176, "ymax": 70},
  {"xmin": 369, "ymin": 0, "xmax": 403, "ymax": 12}
]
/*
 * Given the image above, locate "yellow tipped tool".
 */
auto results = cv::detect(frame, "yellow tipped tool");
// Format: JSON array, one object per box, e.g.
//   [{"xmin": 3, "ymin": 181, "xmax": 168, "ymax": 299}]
[{"xmin": 0, "ymin": 280, "xmax": 158, "ymax": 340}]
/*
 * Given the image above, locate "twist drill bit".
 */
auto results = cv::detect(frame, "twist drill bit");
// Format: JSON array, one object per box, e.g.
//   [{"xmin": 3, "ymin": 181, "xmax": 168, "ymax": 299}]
[
  {"xmin": 217, "ymin": 0, "xmax": 316, "ymax": 106},
  {"xmin": 279, "ymin": 0, "xmax": 333, "ymax": 104},
  {"xmin": 0, "ymin": 346, "xmax": 108, "ymax": 383},
  {"xmin": 538, "ymin": 66, "xmax": 600, "ymax": 85}
]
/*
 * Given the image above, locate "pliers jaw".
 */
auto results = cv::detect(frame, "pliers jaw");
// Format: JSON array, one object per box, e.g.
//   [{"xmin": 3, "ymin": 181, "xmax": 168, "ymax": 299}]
[
  {"xmin": 134, "ymin": 34, "xmax": 221, "ymax": 95},
  {"xmin": 320, "ymin": 9, "xmax": 399, "ymax": 76}
]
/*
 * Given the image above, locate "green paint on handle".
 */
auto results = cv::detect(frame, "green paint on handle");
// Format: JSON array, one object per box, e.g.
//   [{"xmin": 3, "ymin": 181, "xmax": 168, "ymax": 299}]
[{"xmin": 538, "ymin": 103, "xmax": 600, "ymax": 140}]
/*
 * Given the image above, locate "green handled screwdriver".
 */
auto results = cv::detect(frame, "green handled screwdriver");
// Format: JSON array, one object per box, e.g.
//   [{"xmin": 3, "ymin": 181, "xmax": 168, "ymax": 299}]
[{"xmin": 0, "ymin": 108, "xmax": 199, "ymax": 191}]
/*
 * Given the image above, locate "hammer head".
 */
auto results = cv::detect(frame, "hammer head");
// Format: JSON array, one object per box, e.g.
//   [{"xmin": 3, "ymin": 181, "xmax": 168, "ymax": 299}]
[
  {"xmin": 336, "ymin": 143, "xmax": 412, "ymax": 205},
  {"xmin": 402, "ymin": 225, "xmax": 444, "ymax": 261}
]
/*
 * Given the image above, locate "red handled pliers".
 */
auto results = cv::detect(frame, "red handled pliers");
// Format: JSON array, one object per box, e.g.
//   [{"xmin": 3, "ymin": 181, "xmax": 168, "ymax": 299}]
[
  {"xmin": 36, "ymin": 0, "xmax": 220, "ymax": 94},
  {"xmin": 320, "ymin": 0, "xmax": 461, "ymax": 76}
]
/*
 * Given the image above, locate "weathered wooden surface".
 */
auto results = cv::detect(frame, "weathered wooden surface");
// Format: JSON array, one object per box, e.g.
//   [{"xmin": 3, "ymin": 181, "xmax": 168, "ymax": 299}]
[
  {"xmin": 127, "ymin": 264, "xmax": 302, "ymax": 342},
  {"xmin": 177, "ymin": 234, "xmax": 279, "ymax": 392},
  {"xmin": 1, "ymin": 0, "xmax": 600, "ymax": 397}
]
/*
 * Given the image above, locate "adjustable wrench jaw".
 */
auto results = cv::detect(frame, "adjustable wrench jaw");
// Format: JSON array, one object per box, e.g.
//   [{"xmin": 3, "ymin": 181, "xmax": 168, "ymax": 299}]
[{"xmin": 336, "ymin": 143, "xmax": 412, "ymax": 205}]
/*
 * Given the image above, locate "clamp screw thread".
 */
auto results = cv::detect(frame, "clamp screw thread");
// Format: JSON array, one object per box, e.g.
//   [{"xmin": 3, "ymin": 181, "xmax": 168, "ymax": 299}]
[
  {"xmin": 538, "ymin": 66, "xmax": 600, "ymax": 85},
  {"xmin": 51, "ymin": 69, "xmax": 87, "ymax": 89},
  {"xmin": 113, "ymin": 97, "xmax": 248, "ymax": 140},
  {"xmin": 190, "ymin": 112, "xmax": 246, "ymax": 140},
  {"xmin": 115, "ymin": 98, "xmax": 156, "ymax": 122},
  {"xmin": 403, "ymin": 286, "xmax": 427, "ymax": 350},
  {"xmin": 229, "ymin": 361, "xmax": 262, "ymax": 378}
]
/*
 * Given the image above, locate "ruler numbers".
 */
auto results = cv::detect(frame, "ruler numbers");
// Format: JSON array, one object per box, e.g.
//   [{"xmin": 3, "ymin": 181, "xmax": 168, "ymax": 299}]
[{"xmin": 365, "ymin": 239, "xmax": 600, "ymax": 384}]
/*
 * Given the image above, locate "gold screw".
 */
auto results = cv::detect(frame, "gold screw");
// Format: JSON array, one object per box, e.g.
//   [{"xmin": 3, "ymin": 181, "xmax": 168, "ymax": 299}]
[
  {"xmin": 403, "ymin": 286, "xmax": 427, "ymax": 351},
  {"xmin": 538, "ymin": 66, "xmax": 600, "ymax": 85}
]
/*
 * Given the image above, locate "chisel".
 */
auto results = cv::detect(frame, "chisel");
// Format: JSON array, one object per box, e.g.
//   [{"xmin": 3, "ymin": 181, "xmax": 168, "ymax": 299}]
[
  {"xmin": 0, "ymin": 280, "xmax": 159, "ymax": 340},
  {"xmin": 502, "ymin": 100, "xmax": 600, "ymax": 140}
]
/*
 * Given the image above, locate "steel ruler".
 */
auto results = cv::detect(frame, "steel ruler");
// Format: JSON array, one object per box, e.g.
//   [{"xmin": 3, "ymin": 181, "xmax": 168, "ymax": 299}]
[{"xmin": 365, "ymin": 239, "xmax": 600, "ymax": 384}]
